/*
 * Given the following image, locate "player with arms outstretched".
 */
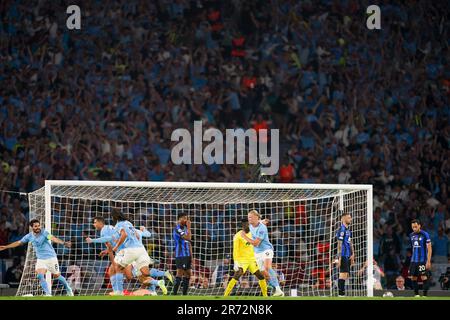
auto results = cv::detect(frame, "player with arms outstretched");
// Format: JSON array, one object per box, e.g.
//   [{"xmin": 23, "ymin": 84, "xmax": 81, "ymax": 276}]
[
  {"xmin": 335, "ymin": 211, "xmax": 355, "ymax": 297},
  {"xmin": 240, "ymin": 210, "xmax": 284, "ymax": 296},
  {"xmin": 409, "ymin": 219, "xmax": 432, "ymax": 297},
  {"xmin": 224, "ymin": 218, "xmax": 268, "ymax": 296},
  {"xmin": 0, "ymin": 219, "xmax": 73, "ymax": 296},
  {"xmin": 172, "ymin": 212, "xmax": 192, "ymax": 295}
]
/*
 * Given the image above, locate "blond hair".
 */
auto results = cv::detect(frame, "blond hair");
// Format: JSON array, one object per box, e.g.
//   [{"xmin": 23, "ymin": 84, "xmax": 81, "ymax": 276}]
[{"xmin": 248, "ymin": 210, "xmax": 260, "ymax": 218}]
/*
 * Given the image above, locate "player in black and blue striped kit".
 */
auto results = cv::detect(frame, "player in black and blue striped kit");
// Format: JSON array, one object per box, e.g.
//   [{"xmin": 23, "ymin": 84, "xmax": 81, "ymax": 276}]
[
  {"xmin": 335, "ymin": 212, "xmax": 354, "ymax": 297},
  {"xmin": 172, "ymin": 212, "xmax": 192, "ymax": 295},
  {"xmin": 409, "ymin": 219, "xmax": 432, "ymax": 297}
]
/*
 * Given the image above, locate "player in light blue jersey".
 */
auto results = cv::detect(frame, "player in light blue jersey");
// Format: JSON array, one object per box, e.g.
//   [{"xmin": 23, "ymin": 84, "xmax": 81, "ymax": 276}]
[
  {"xmin": 86, "ymin": 216, "xmax": 125, "ymax": 295},
  {"xmin": 240, "ymin": 210, "xmax": 284, "ymax": 296},
  {"xmin": 111, "ymin": 209, "xmax": 167, "ymax": 294},
  {"xmin": 124, "ymin": 227, "xmax": 173, "ymax": 295},
  {"xmin": 86, "ymin": 220, "xmax": 170, "ymax": 295},
  {"xmin": 0, "ymin": 219, "xmax": 73, "ymax": 296}
]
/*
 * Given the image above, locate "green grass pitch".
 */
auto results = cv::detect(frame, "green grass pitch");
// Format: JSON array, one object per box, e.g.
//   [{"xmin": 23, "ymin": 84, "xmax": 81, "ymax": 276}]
[{"xmin": 1, "ymin": 296, "xmax": 449, "ymax": 300}]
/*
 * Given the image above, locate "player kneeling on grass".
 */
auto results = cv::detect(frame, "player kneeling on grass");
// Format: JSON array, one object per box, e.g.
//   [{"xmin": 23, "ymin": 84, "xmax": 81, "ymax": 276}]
[
  {"xmin": 224, "ymin": 218, "xmax": 268, "ymax": 297},
  {"xmin": 0, "ymin": 219, "xmax": 73, "ymax": 296},
  {"xmin": 111, "ymin": 209, "xmax": 167, "ymax": 295},
  {"xmin": 240, "ymin": 210, "xmax": 284, "ymax": 297}
]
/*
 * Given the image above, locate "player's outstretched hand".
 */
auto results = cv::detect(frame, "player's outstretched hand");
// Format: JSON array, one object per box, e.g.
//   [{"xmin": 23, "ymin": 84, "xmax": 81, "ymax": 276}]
[
  {"xmin": 426, "ymin": 261, "xmax": 431, "ymax": 270},
  {"xmin": 262, "ymin": 218, "xmax": 270, "ymax": 225},
  {"xmin": 0, "ymin": 246, "xmax": 6, "ymax": 251},
  {"xmin": 99, "ymin": 250, "xmax": 108, "ymax": 257},
  {"xmin": 64, "ymin": 241, "xmax": 72, "ymax": 248},
  {"xmin": 350, "ymin": 255, "xmax": 355, "ymax": 266},
  {"xmin": 140, "ymin": 226, "xmax": 145, "ymax": 232},
  {"xmin": 86, "ymin": 237, "xmax": 93, "ymax": 244}
]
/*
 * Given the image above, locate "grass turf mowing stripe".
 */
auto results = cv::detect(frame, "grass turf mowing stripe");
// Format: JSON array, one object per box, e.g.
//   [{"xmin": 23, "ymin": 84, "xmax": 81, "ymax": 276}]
[{"xmin": 1, "ymin": 296, "xmax": 450, "ymax": 300}]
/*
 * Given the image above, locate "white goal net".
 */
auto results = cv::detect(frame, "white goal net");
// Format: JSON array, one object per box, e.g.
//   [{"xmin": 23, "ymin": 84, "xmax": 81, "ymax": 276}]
[{"xmin": 17, "ymin": 181, "xmax": 373, "ymax": 297}]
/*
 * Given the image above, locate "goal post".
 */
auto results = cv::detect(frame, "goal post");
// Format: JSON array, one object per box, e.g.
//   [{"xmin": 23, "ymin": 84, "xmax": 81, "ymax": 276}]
[{"xmin": 18, "ymin": 181, "xmax": 373, "ymax": 297}]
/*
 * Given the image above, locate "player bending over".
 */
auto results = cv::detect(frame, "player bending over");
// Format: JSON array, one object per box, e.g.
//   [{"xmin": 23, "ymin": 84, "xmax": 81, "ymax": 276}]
[
  {"xmin": 87, "ymin": 211, "xmax": 167, "ymax": 295},
  {"xmin": 0, "ymin": 219, "xmax": 73, "ymax": 296},
  {"xmin": 336, "ymin": 211, "xmax": 355, "ymax": 297},
  {"xmin": 112, "ymin": 209, "xmax": 168, "ymax": 294},
  {"xmin": 125, "ymin": 226, "xmax": 172, "ymax": 294},
  {"xmin": 172, "ymin": 212, "xmax": 192, "ymax": 295},
  {"xmin": 224, "ymin": 218, "xmax": 268, "ymax": 297},
  {"xmin": 240, "ymin": 210, "xmax": 284, "ymax": 296},
  {"xmin": 409, "ymin": 219, "xmax": 432, "ymax": 297}
]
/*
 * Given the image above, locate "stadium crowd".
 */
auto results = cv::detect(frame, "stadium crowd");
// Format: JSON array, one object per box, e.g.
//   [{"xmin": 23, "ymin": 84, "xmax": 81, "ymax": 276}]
[{"xmin": 0, "ymin": 0, "xmax": 449, "ymax": 290}]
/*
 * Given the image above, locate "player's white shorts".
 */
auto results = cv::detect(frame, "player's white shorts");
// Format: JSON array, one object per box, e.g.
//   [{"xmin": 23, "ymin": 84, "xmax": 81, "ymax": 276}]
[
  {"xmin": 255, "ymin": 249, "xmax": 274, "ymax": 271},
  {"xmin": 35, "ymin": 257, "xmax": 60, "ymax": 274},
  {"xmin": 114, "ymin": 247, "xmax": 150, "ymax": 270}
]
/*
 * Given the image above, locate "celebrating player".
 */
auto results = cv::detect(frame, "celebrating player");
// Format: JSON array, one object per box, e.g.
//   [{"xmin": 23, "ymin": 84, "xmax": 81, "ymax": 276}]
[
  {"xmin": 172, "ymin": 212, "xmax": 192, "ymax": 295},
  {"xmin": 224, "ymin": 218, "xmax": 268, "ymax": 297},
  {"xmin": 125, "ymin": 226, "xmax": 172, "ymax": 294},
  {"xmin": 240, "ymin": 209, "xmax": 284, "ymax": 296},
  {"xmin": 0, "ymin": 219, "xmax": 73, "ymax": 296},
  {"xmin": 86, "ymin": 210, "xmax": 168, "ymax": 295},
  {"xmin": 336, "ymin": 211, "xmax": 355, "ymax": 297},
  {"xmin": 409, "ymin": 219, "xmax": 432, "ymax": 297},
  {"xmin": 86, "ymin": 216, "xmax": 125, "ymax": 295}
]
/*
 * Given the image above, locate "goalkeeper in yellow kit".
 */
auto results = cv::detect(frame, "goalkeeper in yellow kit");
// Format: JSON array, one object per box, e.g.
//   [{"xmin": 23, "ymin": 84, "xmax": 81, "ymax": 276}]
[{"xmin": 224, "ymin": 218, "xmax": 268, "ymax": 297}]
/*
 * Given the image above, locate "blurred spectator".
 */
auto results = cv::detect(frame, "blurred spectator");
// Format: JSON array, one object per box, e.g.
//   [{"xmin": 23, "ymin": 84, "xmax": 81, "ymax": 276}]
[
  {"xmin": 67, "ymin": 264, "xmax": 82, "ymax": 294},
  {"xmin": 383, "ymin": 249, "xmax": 402, "ymax": 288},
  {"xmin": 389, "ymin": 275, "xmax": 411, "ymax": 291},
  {"xmin": 433, "ymin": 227, "xmax": 449, "ymax": 263},
  {"xmin": 279, "ymin": 160, "xmax": 295, "ymax": 183},
  {"xmin": 379, "ymin": 226, "xmax": 401, "ymax": 262},
  {"xmin": 212, "ymin": 255, "xmax": 232, "ymax": 287},
  {"xmin": 358, "ymin": 259, "xmax": 385, "ymax": 290},
  {"xmin": 0, "ymin": 0, "xmax": 448, "ymax": 290},
  {"xmin": 4, "ymin": 257, "xmax": 23, "ymax": 287}
]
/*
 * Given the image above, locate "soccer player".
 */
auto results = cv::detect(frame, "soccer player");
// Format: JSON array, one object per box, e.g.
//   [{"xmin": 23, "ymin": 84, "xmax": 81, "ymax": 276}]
[
  {"xmin": 224, "ymin": 218, "xmax": 268, "ymax": 297},
  {"xmin": 86, "ymin": 210, "xmax": 168, "ymax": 295},
  {"xmin": 86, "ymin": 216, "xmax": 125, "ymax": 295},
  {"xmin": 172, "ymin": 212, "xmax": 192, "ymax": 295},
  {"xmin": 0, "ymin": 219, "xmax": 73, "ymax": 296},
  {"xmin": 125, "ymin": 226, "xmax": 173, "ymax": 294},
  {"xmin": 112, "ymin": 209, "xmax": 168, "ymax": 294},
  {"xmin": 336, "ymin": 211, "xmax": 355, "ymax": 297},
  {"xmin": 409, "ymin": 219, "xmax": 432, "ymax": 297},
  {"xmin": 240, "ymin": 210, "xmax": 284, "ymax": 296}
]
